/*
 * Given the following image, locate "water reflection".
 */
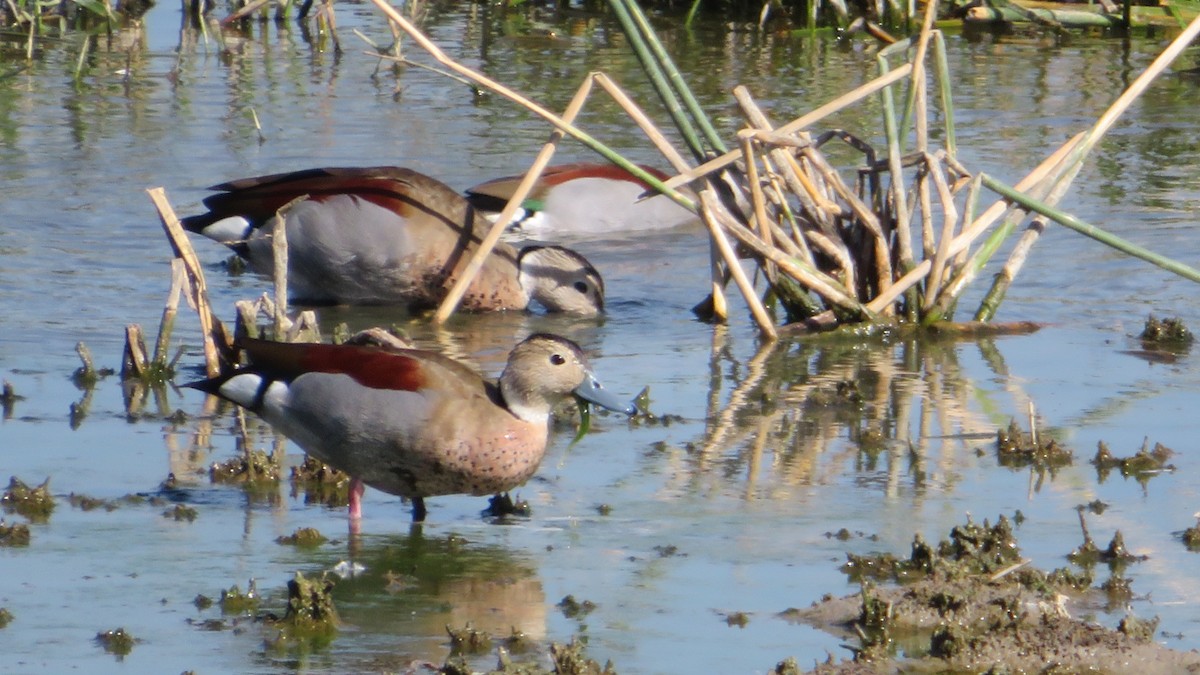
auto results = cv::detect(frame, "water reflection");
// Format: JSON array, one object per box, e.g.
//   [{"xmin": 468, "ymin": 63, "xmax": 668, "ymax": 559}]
[
  {"xmin": 278, "ymin": 527, "xmax": 547, "ymax": 672},
  {"xmin": 689, "ymin": 329, "xmax": 1038, "ymax": 504}
]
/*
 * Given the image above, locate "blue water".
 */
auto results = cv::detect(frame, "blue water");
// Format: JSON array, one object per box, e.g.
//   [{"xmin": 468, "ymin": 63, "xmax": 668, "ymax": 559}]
[{"xmin": 2, "ymin": 4, "xmax": 1200, "ymax": 673}]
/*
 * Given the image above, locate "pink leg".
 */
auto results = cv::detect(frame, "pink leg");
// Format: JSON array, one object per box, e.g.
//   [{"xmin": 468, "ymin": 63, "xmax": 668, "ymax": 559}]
[{"xmin": 348, "ymin": 477, "xmax": 365, "ymax": 520}]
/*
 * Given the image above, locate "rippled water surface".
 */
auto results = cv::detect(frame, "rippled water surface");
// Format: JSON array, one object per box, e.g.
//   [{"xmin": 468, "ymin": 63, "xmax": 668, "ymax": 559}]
[{"xmin": 3, "ymin": 3, "xmax": 1200, "ymax": 673}]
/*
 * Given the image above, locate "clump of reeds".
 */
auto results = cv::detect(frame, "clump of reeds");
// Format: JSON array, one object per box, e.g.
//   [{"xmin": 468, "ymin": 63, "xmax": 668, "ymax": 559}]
[{"xmin": 361, "ymin": 0, "xmax": 1200, "ymax": 341}]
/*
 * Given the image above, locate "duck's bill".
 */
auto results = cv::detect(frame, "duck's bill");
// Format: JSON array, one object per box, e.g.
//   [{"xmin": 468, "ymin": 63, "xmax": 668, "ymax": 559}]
[{"xmin": 573, "ymin": 375, "xmax": 637, "ymax": 415}]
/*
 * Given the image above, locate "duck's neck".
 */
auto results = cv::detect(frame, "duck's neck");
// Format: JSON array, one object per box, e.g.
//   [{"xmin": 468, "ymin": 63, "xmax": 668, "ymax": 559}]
[{"xmin": 498, "ymin": 378, "xmax": 551, "ymax": 425}]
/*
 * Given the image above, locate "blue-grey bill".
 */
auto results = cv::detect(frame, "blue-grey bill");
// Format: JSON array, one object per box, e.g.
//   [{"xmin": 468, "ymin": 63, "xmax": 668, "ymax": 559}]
[{"xmin": 573, "ymin": 374, "xmax": 637, "ymax": 416}]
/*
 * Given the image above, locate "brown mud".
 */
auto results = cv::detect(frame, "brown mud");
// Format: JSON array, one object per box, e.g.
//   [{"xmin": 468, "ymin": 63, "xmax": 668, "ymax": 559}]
[{"xmin": 781, "ymin": 516, "xmax": 1200, "ymax": 674}]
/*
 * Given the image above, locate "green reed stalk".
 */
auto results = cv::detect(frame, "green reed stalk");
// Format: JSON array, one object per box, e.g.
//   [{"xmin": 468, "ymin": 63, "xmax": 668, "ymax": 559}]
[
  {"xmin": 610, "ymin": 0, "xmax": 727, "ymax": 155},
  {"xmin": 980, "ymin": 174, "xmax": 1200, "ymax": 285}
]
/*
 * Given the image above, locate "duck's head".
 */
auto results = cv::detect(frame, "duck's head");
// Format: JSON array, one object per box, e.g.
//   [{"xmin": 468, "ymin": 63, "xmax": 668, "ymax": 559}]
[
  {"xmin": 499, "ymin": 333, "xmax": 634, "ymax": 424},
  {"xmin": 516, "ymin": 245, "xmax": 605, "ymax": 315}
]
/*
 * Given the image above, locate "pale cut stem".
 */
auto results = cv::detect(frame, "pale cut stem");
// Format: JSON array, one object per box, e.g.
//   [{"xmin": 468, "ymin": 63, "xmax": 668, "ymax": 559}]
[
  {"xmin": 661, "ymin": 64, "xmax": 914, "ymax": 192},
  {"xmin": 147, "ymin": 187, "xmax": 225, "ymax": 377},
  {"xmin": 432, "ymin": 73, "xmax": 590, "ymax": 323},
  {"xmin": 698, "ymin": 191, "xmax": 777, "ymax": 340}
]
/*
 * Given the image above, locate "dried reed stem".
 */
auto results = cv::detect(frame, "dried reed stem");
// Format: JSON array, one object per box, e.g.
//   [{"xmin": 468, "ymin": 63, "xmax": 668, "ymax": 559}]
[{"xmin": 147, "ymin": 187, "xmax": 228, "ymax": 377}]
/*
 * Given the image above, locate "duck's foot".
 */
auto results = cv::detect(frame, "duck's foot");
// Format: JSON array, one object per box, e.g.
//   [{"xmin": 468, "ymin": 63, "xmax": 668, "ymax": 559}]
[
  {"xmin": 483, "ymin": 492, "xmax": 531, "ymax": 520},
  {"xmin": 411, "ymin": 496, "xmax": 427, "ymax": 523}
]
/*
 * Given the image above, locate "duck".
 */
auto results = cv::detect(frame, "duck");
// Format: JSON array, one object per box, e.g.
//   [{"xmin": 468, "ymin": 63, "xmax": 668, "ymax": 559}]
[
  {"xmin": 181, "ymin": 166, "xmax": 605, "ymax": 314},
  {"xmin": 465, "ymin": 162, "xmax": 699, "ymax": 237},
  {"xmin": 187, "ymin": 333, "xmax": 636, "ymax": 522}
]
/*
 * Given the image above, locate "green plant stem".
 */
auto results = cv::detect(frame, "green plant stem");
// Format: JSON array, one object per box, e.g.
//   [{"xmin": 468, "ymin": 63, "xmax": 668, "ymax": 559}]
[{"xmin": 980, "ymin": 174, "xmax": 1200, "ymax": 285}]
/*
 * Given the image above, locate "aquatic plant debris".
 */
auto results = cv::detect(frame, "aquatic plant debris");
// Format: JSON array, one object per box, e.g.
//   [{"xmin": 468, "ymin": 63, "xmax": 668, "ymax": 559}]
[
  {"xmin": 447, "ymin": 623, "xmax": 492, "ymax": 655},
  {"xmin": 275, "ymin": 527, "xmax": 327, "ymax": 547},
  {"xmin": 786, "ymin": 513, "xmax": 1195, "ymax": 672},
  {"xmin": 95, "ymin": 627, "xmax": 137, "ymax": 657},
  {"xmin": 210, "ymin": 449, "xmax": 280, "ymax": 483},
  {"xmin": 289, "ymin": 457, "xmax": 350, "ymax": 508},
  {"xmin": 163, "ymin": 504, "xmax": 198, "ymax": 521},
  {"xmin": 1140, "ymin": 314, "xmax": 1193, "ymax": 347},
  {"xmin": 0, "ymin": 521, "xmax": 30, "ymax": 547},
  {"xmin": 281, "ymin": 571, "xmax": 337, "ymax": 631},
  {"xmin": 996, "ymin": 419, "xmax": 1073, "ymax": 469},
  {"xmin": 1092, "ymin": 439, "xmax": 1176, "ymax": 483},
  {"xmin": 219, "ymin": 581, "xmax": 259, "ymax": 614},
  {"xmin": 1, "ymin": 476, "xmax": 55, "ymax": 521}
]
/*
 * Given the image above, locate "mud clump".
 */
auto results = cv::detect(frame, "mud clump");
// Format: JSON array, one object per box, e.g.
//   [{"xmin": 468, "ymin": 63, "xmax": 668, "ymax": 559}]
[
  {"xmin": 0, "ymin": 520, "xmax": 31, "ymax": 547},
  {"xmin": 279, "ymin": 571, "xmax": 337, "ymax": 633},
  {"xmin": 2, "ymin": 476, "xmax": 56, "ymax": 521},
  {"xmin": 1092, "ymin": 439, "xmax": 1176, "ymax": 483},
  {"xmin": 219, "ymin": 581, "xmax": 260, "ymax": 614},
  {"xmin": 276, "ymin": 527, "xmax": 327, "ymax": 547},
  {"xmin": 785, "ymin": 514, "xmax": 1200, "ymax": 673},
  {"xmin": 289, "ymin": 457, "xmax": 349, "ymax": 508},
  {"xmin": 483, "ymin": 492, "xmax": 531, "ymax": 519},
  {"xmin": 447, "ymin": 623, "xmax": 492, "ymax": 655},
  {"xmin": 95, "ymin": 627, "xmax": 137, "ymax": 657},
  {"xmin": 69, "ymin": 492, "xmax": 119, "ymax": 512},
  {"xmin": 557, "ymin": 595, "xmax": 597, "ymax": 619},
  {"xmin": 440, "ymin": 636, "xmax": 616, "ymax": 675},
  {"xmin": 211, "ymin": 450, "xmax": 280, "ymax": 484},
  {"xmin": 163, "ymin": 504, "xmax": 198, "ymax": 522},
  {"xmin": 1140, "ymin": 314, "xmax": 1193, "ymax": 348},
  {"xmin": 996, "ymin": 420, "xmax": 1073, "ymax": 469},
  {"xmin": 1182, "ymin": 517, "xmax": 1200, "ymax": 551}
]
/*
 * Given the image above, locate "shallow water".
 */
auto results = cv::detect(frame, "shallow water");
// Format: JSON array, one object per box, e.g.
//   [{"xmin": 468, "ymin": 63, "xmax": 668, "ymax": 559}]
[{"xmin": 3, "ymin": 4, "xmax": 1200, "ymax": 673}]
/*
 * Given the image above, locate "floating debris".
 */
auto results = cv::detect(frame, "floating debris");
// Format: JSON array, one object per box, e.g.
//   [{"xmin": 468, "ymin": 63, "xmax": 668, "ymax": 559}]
[
  {"xmin": 219, "ymin": 581, "xmax": 259, "ymax": 615},
  {"xmin": 163, "ymin": 504, "xmax": 198, "ymax": 522},
  {"xmin": 0, "ymin": 607, "xmax": 12, "ymax": 629},
  {"xmin": 1, "ymin": 381, "xmax": 22, "ymax": 418},
  {"xmin": 1, "ymin": 477, "xmax": 55, "ymax": 521},
  {"xmin": 557, "ymin": 595, "xmax": 597, "ymax": 619},
  {"xmin": 95, "ymin": 627, "xmax": 137, "ymax": 657},
  {"xmin": 1182, "ymin": 516, "xmax": 1200, "ymax": 552},
  {"xmin": 446, "ymin": 622, "xmax": 492, "ymax": 655},
  {"xmin": 289, "ymin": 457, "xmax": 349, "ymax": 508},
  {"xmin": 276, "ymin": 527, "xmax": 327, "ymax": 547},
  {"xmin": 68, "ymin": 493, "xmax": 118, "ymax": 512},
  {"xmin": 210, "ymin": 450, "xmax": 280, "ymax": 484},
  {"xmin": 550, "ymin": 639, "xmax": 617, "ymax": 674},
  {"xmin": 996, "ymin": 419, "xmax": 1073, "ymax": 469},
  {"xmin": 503, "ymin": 627, "xmax": 535, "ymax": 654},
  {"xmin": 282, "ymin": 571, "xmax": 337, "ymax": 631},
  {"xmin": 193, "ymin": 594, "xmax": 214, "ymax": 610},
  {"xmin": 1067, "ymin": 511, "xmax": 1148, "ymax": 570},
  {"xmin": 1092, "ymin": 439, "xmax": 1176, "ymax": 483},
  {"xmin": 724, "ymin": 611, "xmax": 750, "ymax": 628},
  {"xmin": 483, "ymin": 492, "xmax": 531, "ymax": 519},
  {"xmin": 0, "ymin": 520, "xmax": 30, "ymax": 547},
  {"xmin": 1140, "ymin": 315, "xmax": 1193, "ymax": 348}
]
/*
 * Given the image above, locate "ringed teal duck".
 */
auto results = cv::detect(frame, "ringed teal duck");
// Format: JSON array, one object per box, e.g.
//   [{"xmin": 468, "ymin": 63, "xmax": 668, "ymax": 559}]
[
  {"xmin": 465, "ymin": 162, "xmax": 698, "ymax": 237},
  {"xmin": 187, "ymin": 334, "xmax": 635, "ymax": 522},
  {"xmin": 182, "ymin": 166, "xmax": 605, "ymax": 314}
]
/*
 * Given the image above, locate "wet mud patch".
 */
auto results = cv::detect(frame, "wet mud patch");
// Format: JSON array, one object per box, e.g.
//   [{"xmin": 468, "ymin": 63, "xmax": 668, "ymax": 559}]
[
  {"xmin": 2, "ymin": 476, "xmax": 55, "ymax": 521},
  {"xmin": 1093, "ymin": 439, "xmax": 1177, "ymax": 484},
  {"xmin": 785, "ymin": 515, "xmax": 1200, "ymax": 673},
  {"xmin": 289, "ymin": 457, "xmax": 350, "ymax": 508}
]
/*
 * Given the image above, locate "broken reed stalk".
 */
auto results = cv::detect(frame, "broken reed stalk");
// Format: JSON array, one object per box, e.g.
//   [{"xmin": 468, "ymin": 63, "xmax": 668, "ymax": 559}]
[
  {"xmin": 147, "ymin": 187, "xmax": 229, "ymax": 377},
  {"xmin": 433, "ymin": 70, "xmax": 591, "ymax": 324}
]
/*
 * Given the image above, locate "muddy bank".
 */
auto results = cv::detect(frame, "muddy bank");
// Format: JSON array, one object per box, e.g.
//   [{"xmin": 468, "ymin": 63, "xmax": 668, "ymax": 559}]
[{"xmin": 782, "ymin": 516, "xmax": 1200, "ymax": 674}]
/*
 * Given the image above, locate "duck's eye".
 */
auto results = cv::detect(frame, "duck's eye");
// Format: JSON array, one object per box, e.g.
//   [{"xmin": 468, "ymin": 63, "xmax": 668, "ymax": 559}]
[
  {"xmin": 550, "ymin": 354, "xmax": 566, "ymax": 365},
  {"xmin": 573, "ymin": 281, "xmax": 589, "ymax": 294}
]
